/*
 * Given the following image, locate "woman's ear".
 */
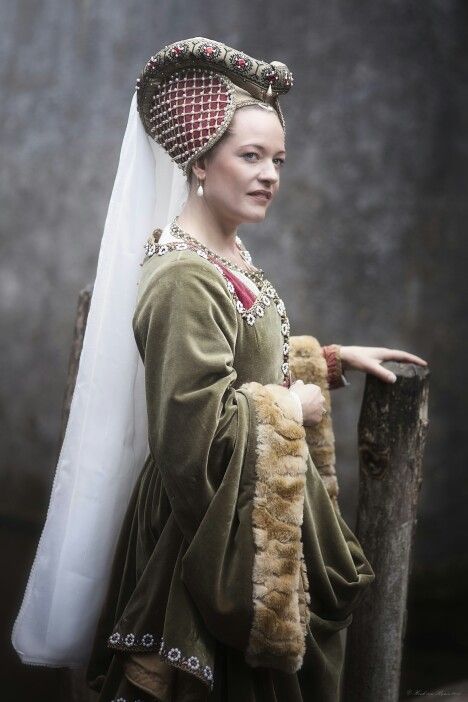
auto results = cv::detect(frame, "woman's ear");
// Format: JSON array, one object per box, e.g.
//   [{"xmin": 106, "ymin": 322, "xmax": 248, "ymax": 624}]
[{"xmin": 191, "ymin": 155, "xmax": 208, "ymax": 183}]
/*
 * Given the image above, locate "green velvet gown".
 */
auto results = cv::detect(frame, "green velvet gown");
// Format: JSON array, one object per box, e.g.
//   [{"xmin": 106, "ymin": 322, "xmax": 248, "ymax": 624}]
[{"xmin": 85, "ymin": 234, "xmax": 375, "ymax": 702}]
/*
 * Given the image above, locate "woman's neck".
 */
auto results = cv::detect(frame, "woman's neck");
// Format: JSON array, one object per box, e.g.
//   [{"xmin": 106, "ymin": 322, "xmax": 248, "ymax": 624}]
[{"xmin": 175, "ymin": 199, "xmax": 240, "ymax": 258}]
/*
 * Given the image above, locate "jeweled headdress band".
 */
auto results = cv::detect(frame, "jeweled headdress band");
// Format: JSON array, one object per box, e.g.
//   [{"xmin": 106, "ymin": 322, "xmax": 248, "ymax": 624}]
[{"xmin": 136, "ymin": 37, "xmax": 294, "ymax": 176}]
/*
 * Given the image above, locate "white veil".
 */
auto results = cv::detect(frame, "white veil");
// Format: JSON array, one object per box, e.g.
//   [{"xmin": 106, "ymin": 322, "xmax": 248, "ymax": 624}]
[{"xmin": 11, "ymin": 91, "xmax": 188, "ymax": 667}]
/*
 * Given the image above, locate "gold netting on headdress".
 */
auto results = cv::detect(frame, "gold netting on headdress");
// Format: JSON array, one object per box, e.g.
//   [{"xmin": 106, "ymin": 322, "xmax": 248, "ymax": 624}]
[{"xmin": 146, "ymin": 67, "xmax": 284, "ymax": 177}]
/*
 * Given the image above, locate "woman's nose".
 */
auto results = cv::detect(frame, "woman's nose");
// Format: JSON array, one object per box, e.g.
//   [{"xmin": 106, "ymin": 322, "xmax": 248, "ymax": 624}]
[{"xmin": 259, "ymin": 164, "xmax": 279, "ymax": 184}]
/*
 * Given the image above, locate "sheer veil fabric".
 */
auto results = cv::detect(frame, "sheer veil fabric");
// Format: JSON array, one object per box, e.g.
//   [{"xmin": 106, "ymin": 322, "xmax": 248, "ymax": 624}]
[{"xmin": 11, "ymin": 92, "xmax": 189, "ymax": 666}]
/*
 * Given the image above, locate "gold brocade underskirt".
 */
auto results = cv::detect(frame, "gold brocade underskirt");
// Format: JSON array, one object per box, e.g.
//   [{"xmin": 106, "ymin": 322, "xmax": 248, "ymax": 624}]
[{"xmin": 122, "ymin": 652, "xmax": 209, "ymax": 701}]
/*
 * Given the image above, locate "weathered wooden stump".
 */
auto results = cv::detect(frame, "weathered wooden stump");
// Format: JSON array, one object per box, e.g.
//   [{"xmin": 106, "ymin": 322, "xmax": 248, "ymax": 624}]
[{"xmin": 342, "ymin": 361, "xmax": 430, "ymax": 702}]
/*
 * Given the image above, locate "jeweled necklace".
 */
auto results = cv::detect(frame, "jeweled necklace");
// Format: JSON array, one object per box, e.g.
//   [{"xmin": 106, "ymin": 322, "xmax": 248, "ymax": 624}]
[{"xmin": 170, "ymin": 217, "xmax": 264, "ymax": 284}]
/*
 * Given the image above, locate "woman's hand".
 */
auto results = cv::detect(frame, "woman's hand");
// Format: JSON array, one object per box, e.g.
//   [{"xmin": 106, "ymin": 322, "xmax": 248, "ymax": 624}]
[
  {"xmin": 290, "ymin": 379, "xmax": 327, "ymax": 426},
  {"xmin": 339, "ymin": 346, "xmax": 428, "ymax": 383}
]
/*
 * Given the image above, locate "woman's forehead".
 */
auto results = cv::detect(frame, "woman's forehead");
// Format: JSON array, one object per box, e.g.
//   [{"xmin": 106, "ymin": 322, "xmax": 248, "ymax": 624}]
[{"xmin": 229, "ymin": 109, "xmax": 285, "ymax": 148}]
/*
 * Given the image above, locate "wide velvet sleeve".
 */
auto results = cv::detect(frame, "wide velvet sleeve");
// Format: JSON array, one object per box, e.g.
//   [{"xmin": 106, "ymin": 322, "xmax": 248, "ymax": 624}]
[{"xmin": 132, "ymin": 259, "xmax": 312, "ymax": 674}]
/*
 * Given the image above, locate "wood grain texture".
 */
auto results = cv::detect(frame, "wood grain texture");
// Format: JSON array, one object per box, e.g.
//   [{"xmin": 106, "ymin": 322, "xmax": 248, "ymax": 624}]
[{"xmin": 342, "ymin": 361, "xmax": 430, "ymax": 702}]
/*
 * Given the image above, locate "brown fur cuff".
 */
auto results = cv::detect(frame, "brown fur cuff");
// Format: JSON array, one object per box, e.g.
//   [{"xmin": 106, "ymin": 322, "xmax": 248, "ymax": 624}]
[
  {"xmin": 238, "ymin": 381, "xmax": 311, "ymax": 673},
  {"xmin": 288, "ymin": 335, "xmax": 341, "ymax": 515}
]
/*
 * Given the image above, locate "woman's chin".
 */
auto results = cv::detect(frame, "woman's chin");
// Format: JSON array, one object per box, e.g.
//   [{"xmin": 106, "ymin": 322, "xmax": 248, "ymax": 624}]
[{"xmin": 243, "ymin": 206, "xmax": 268, "ymax": 223}]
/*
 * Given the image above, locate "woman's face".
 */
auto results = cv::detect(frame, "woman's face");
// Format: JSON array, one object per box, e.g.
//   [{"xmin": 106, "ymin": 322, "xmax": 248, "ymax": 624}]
[{"xmin": 196, "ymin": 106, "xmax": 286, "ymax": 226}]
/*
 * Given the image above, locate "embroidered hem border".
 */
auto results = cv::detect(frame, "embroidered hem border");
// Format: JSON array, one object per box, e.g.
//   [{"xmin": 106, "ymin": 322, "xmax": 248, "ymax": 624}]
[{"xmin": 107, "ymin": 632, "xmax": 214, "ymax": 691}]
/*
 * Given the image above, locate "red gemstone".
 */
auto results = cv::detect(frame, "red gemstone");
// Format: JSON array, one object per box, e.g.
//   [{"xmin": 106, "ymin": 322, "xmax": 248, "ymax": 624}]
[
  {"xmin": 204, "ymin": 46, "xmax": 215, "ymax": 55},
  {"xmin": 236, "ymin": 58, "xmax": 246, "ymax": 67}
]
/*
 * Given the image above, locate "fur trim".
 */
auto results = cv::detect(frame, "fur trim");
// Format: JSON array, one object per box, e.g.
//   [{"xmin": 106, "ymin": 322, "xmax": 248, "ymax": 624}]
[
  {"xmin": 289, "ymin": 335, "xmax": 341, "ymax": 515},
  {"xmin": 239, "ymin": 381, "xmax": 311, "ymax": 673}
]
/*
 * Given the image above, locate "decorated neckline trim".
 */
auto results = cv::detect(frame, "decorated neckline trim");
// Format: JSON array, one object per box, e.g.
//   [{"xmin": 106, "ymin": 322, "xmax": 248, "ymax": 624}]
[
  {"xmin": 170, "ymin": 217, "xmax": 264, "ymax": 281},
  {"xmin": 142, "ymin": 236, "xmax": 292, "ymax": 385}
]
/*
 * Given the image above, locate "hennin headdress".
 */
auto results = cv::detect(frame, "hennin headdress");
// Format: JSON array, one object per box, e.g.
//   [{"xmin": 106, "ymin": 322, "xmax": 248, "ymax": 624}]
[
  {"xmin": 11, "ymin": 37, "xmax": 294, "ymax": 667},
  {"xmin": 136, "ymin": 37, "xmax": 293, "ymax": 175}
]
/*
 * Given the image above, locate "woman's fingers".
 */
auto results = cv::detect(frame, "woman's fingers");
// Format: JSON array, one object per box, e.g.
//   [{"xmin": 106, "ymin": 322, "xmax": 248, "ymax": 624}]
[
  {"xmin": 343, "ymin": 346, "xmax": 428, "ymax": 381},
  {"xmin": 376, "ymin": 348, "xmax": 427, "ymax": 365},
  {"xmin": 367, "ymin": 361, "xmax": 398, "ymax": 383}
]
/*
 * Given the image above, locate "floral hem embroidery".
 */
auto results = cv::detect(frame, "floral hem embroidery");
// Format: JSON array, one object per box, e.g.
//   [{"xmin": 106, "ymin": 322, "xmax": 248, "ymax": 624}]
[{"xmin": 107, "ymin": 631, "xmax": 214, "ymax": 690}]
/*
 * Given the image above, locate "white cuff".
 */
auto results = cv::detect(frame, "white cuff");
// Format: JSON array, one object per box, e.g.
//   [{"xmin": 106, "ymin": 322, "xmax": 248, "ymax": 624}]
[{"xmin": 289, "ymin": 388, "xmax": 303, "ymax": 423}]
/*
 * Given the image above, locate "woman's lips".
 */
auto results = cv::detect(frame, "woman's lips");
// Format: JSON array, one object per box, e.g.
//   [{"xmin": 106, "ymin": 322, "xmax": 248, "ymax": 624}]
[{"xmin": 248, "ymin": 192, "xmax": 269, "ymax": 203}]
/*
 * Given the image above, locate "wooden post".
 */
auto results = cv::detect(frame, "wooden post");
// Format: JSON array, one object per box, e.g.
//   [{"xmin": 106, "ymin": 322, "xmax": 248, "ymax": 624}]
[
  {"xmin": 56, "ymin": 284, "xmax": 98, "ymax": 701},
  {"xmin": 342, "ymin": 361, "xmax": 430, "ymax": 702},
  {"xmin": 57, "ymin": 284, "xmax": 93, "ymax": 452}
]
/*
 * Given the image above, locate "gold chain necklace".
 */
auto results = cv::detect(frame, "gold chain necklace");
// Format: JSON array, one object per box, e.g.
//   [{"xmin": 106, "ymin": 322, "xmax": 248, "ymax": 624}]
[{"xmin": 170, "ymin": 218, "xmax": 265, "ymax": 284}]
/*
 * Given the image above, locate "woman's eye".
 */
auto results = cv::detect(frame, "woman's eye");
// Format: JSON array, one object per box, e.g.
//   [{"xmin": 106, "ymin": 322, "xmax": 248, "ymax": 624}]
[{"xmin": 242, "ymin": 153, "xmax": 285, "ymax": 167}]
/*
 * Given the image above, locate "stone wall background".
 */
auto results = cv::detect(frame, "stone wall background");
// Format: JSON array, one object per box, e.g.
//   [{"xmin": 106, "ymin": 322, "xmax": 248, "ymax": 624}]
[{"xmin": 1, "ymin": 1, "xmax": 467, "ymax": 697}]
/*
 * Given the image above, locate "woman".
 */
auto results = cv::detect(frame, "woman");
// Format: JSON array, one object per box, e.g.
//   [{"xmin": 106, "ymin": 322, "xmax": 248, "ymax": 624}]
[
  {"xmin": 86, "ymin": 38, "xmax": 427, "ymax": 701},
  {"xmin": 12, "ymin": 37, "xmax": 427, "ymax": 702}
]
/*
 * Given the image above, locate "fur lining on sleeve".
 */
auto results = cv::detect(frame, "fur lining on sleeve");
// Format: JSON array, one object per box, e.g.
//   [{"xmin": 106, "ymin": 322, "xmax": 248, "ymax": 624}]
[
  {"xmin": 238, "ymin": 381, "xmax": 311, "ymax": 673},
  {"xmin": 288, "ymin": 335, "xmax": 341, "ymax": 516}
]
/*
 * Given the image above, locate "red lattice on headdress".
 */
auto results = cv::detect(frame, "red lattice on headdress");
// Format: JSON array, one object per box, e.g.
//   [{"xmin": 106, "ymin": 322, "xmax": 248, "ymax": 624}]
[{"xmin": 148, "ymin": 67, "xmax": 234, "ymax": 172}]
